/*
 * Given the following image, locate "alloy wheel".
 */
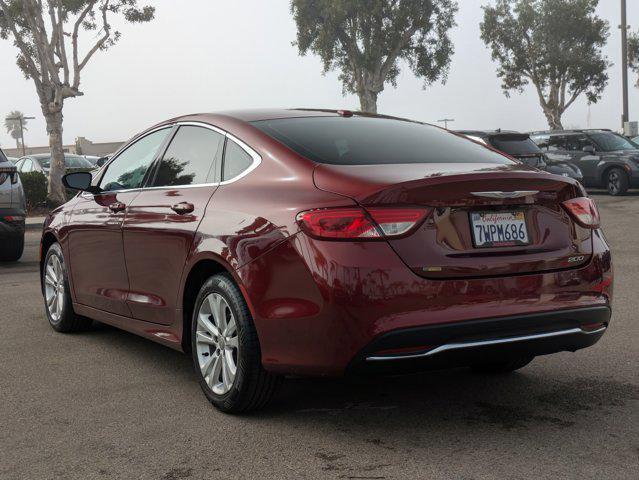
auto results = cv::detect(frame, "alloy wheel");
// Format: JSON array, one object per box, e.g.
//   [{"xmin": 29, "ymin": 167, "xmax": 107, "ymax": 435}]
[
  {"xmin": 44, "ymin": 254, "xmax": 65, "ymax": 322},
  {"xmin": 195, "ymin": 293, "xmax": 239, "ymax": 395},
  {"xmin": 608, "ymin": 170, "xmax": 620, "ymax": 195}
]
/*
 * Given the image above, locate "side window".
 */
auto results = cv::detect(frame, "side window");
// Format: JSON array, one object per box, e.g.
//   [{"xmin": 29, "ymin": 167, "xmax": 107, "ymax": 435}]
[
  {"xmin": 547, "ymin": 135, "xmax": 566, "ymax": 152},
  {"xmin": 20, "ymin": 159, "xmax": 33, "ymax": 172},
  {"xmin": 100, "ymin": 128, "xmax": 170, "ymax": 192},
  {"xmin": 531, "ymin": 135, "xmax": 549, "ymax": 150},
  {"xmin": 565, "ymin": 135, "xmax": 590, "ymax": 152},
  {"xmin": 153, "ymin": 126, "xmax": 224, "ymax": 187},
  {"xmin": 223, "ymin": 139, "xmax": 253, "ymax": 181}
]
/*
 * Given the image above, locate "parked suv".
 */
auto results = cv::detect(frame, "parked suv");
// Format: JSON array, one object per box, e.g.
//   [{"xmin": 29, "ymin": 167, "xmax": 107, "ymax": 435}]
[
  {"xmin": 530, "ymin": 129, "xmax": 639, "ymax": 195},
  {"xmin": 457, "ymin": 130, "xmax": 583, "ymax": 182},
  {"xmin": 0, "ymin": 147, "xmax": 26, "ymax": 261}
]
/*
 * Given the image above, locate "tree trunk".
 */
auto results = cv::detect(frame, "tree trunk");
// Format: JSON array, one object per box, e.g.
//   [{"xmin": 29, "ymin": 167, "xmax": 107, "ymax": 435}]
[
  {"xmin": 359, "ymin": 89, "xmax": 378, "ymax": 113},
  {"xmin": 542, "ymin": 106, "xmax": 564, "ymax": 131},
  {"xmin": 43, "ymin": 109, "xmax": 67, "ymax": 207}
]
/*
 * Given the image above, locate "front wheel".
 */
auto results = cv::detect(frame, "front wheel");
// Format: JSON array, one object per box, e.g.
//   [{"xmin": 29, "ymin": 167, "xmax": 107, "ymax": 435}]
[
  {"xmin": 191, "ymin": 273, "xmax": 281, "ymax": 413},
  {"xmin": 43, "ymin": 242, "xmax": 92, "ymax": 332},
  {"xmin": 470, "ymin": 355, "xmax": 534, "ymax": 374},
  {"xmin": 606, "ymin": 168, "xmax": 629, "ymax": 196}
]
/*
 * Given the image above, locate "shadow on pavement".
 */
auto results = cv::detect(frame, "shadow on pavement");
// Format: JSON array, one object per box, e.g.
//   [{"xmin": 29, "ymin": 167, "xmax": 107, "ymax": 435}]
[{"xmin": 78, "ymin": 321, "xmax": 639, "ymax": 436}]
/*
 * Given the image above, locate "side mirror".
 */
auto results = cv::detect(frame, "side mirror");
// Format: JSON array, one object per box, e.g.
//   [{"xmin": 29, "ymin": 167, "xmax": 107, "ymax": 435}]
[
  {"xmin": 96, "ymin": 156, "xmax": 108, "ymax": 167},
  {"xmin": 582, "ymin": 145, "xmax": 595, "ymax": 154},
  {"xmin": 63, "ymin": 171, "xmax": 99, "ymax": 193}
]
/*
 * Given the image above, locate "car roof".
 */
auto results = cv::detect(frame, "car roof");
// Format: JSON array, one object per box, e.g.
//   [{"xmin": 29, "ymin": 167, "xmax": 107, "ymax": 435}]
[
  {"xmin": 456, "ymin": 130, "xmax": 524, "ymax": 138},
  {"xmin": 21, "ymin": 153, "xmax": 86, "ymax": 160},
  {"xmin": 529, "ymin": 129, "xmax": 614, "ymax": 136},
  {"xmin": 169, "ymin": 108, "xmax": 424, "ymax": 124}
]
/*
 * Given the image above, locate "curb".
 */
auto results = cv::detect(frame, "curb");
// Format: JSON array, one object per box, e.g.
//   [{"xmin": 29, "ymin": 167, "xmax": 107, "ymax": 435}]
[{"xmin": 25, "ymin": 217, "xmax": 46, "ymax": 232}]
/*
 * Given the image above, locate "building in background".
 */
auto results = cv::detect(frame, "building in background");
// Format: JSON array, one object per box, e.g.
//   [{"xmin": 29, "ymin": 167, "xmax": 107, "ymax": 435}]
[{"xmin": 2, "ymin": 136, "xmax": 124, "ymax": 157}]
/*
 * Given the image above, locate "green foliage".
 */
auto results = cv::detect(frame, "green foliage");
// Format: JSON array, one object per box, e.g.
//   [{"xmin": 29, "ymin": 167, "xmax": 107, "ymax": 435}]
[
  {"xmin": 291, "ymin": 0, "xmax": 458, "ymax": 111},
  {"xmin": 630, "ymin": 31, "xmax": 639, "ymax": 87},
  {"xmin": 480, "ymin": 0, "xmax": 610, "ymax": 128},
  {"xmin": 19, "ymin": 171, "xmax": 48, "ymax": 211}
]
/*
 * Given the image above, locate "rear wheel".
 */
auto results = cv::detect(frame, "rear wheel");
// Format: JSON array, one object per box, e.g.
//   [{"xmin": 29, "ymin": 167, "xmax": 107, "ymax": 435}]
[
  {"xmin": 43, "ymin": 243, "xmax": 92, "ymax": 332},
  {"xmin": 606, "ymin": 167, "xmax": 629, "ymax": 196},
  {"xmin": 470, "ymin": 355, "xmax": 534, "ymax": 374},
  {"xmin": 191, "ymin": 273, "xmax": 281, "ymax": 413},
  {"xmin": 0, "ymin": 234, "xmax": 24, "ymax": 261}
]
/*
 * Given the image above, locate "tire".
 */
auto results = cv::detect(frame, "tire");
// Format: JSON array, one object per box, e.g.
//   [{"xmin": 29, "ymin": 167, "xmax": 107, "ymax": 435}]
[
  {"xmin": 191, "ymin": 273, "xmax": 281, "ymax": 413},
  {"xmin": 42, "ymin": 242, "xmax": 92, "ymax": 332},
  {"xmin": 0, "ymin": 234, "xmax": 24, "ymax": 261},
  {"xmin": 470, "ymin": 355, "xmax": 534, "ymax": 374},
  {"xmin": 606, "ymin": 167, "xmax": 629, "ymax": 196}
]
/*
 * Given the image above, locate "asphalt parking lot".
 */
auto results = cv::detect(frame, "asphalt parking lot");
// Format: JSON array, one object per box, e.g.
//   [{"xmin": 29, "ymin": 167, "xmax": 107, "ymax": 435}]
[{"xmin": 1, "ymin": 191, "xmax": 638, "ymax": 480}]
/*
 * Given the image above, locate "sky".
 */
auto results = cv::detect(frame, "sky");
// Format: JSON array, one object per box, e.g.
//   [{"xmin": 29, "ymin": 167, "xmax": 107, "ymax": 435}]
[{"xmin": 1, "ymin": 0, "xmax": 638, "ymax": 149}]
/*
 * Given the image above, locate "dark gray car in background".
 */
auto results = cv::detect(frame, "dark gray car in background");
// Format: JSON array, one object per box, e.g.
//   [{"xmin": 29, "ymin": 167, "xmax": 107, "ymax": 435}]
[
  {"xmin": 0, "ymin": 147, "xmax": 26, "ymax": 261},
  {"xmin": 456, "ymin": 130, "xmax": 583, "ymax": 182},
  {"xmin": 530, "ymin": 129, "xmax": 639, "ymax": 195},
  {"xmin": 14, "ymin": 153, "xmax": 93, "ymax": 176}
]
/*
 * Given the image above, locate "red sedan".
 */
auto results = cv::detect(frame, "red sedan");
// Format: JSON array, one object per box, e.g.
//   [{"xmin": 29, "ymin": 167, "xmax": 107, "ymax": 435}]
[{"xmin": 42, "ymin": 109, "xmax": 612, "ymax": 412}]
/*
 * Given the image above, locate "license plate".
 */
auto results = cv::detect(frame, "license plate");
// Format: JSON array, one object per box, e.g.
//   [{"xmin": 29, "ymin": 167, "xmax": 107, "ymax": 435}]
[{"xmin": 470, "ymin": 211, "xmax": 530, "ymax": 248}]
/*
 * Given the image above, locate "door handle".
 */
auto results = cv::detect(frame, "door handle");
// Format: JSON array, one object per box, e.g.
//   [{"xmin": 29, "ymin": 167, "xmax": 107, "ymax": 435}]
[
  {"xmin": 171, "ymin": 202, "xmax": 194, "ymax": 215},
  {"xmin": 109, "ymin": 202, "xmax": 126, "ymax": 213}
]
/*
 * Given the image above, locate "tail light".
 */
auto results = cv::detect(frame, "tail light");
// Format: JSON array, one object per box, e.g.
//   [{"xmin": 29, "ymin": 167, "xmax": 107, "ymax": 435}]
[
  {"xmin": 296, "ymin": 207, "xmax": 430, "ymax": 240},
  {"xmin": 562, "ymin": 197, "xmax": 600, "ymax": 229},
  {"xmin": 0, "ymin": 166, "xmax": 18, "ymax": 185}
]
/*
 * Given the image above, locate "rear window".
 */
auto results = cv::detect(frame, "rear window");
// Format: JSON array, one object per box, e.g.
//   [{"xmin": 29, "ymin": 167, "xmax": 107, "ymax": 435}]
[
  {"xmin": 0, "ymin": 149, "xmax": 7, "ymax": 163},
  {"xmin": 490, "ymin": 136, "xmax": 541, "ymax": 155},
  {"xmin": 252, "ymin": 116, "xmax": 512, "ymax": 166}
]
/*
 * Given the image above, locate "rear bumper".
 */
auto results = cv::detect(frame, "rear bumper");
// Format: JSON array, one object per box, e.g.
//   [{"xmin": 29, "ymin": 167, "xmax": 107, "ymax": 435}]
[
  {"xmin": 239, "ymin": 229, "xmax": 613, "ymax": 377},
  {"xmin": 347, "ymin": 306, "xmax": 609, "ymax": 375},
  {"xmin": 0, "ymin": 207, "xmax": 25, "ymax": 237}
]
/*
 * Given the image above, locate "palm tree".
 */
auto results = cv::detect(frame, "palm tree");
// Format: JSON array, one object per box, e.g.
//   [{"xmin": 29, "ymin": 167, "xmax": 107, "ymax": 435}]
[{"xmin": 4, "ymin": 111, "xmax": 28, "ymax": 149}]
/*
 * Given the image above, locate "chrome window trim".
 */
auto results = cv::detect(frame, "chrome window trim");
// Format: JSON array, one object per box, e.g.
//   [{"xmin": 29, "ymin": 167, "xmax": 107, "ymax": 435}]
[
  {"xmin": 86, "ymin": 121, "xmax": 261, "ymax": 197},
  {"xmin": 94, "ymin": 125, "xmax": 174, "ymax": 195},
  {"xmin": 220, "ymin": 132, "xmax": 262, "ymax": 185}
]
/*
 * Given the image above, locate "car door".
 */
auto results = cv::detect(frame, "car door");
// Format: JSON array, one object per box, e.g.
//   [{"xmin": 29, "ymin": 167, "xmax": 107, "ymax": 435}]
[
  {"xmin": 565, "ymin": 134, "xmax": 599, "ymax": 185},
  {"xmin": 122, "ymin": 124, "xmax": 224, "ymax": 325},
  {"xmin": 67, "ymin": 127, "xmax": 172, "ymax": 317}
]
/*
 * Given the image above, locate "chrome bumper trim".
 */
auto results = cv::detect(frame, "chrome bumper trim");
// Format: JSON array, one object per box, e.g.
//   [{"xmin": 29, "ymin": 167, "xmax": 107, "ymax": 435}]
[{"xmin": 365, "ymin": 326, "xmax": 607, "ymax": 362}]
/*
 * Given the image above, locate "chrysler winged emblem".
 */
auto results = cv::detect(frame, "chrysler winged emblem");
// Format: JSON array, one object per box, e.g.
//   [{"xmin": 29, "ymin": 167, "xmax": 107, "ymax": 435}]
[{"xmin": 471, "ymin": 191, "xmax": 539, "ymax": 199}]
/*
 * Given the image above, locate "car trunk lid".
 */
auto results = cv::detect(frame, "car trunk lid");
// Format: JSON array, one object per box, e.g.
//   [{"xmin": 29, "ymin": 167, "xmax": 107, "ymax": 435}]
[{"xmin": 314, "ymin": 162, "xmax": 592, "ymax": 279}]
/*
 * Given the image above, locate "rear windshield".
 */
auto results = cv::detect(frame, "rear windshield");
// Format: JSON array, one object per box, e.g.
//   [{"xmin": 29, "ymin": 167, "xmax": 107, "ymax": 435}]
[
  {"xmin": 252, "ymin": 116, "xmax": 512, "ymax": 166},
  {"xmin": 490, "ymin": 136, "xmax": 541, "ymax": 155}
]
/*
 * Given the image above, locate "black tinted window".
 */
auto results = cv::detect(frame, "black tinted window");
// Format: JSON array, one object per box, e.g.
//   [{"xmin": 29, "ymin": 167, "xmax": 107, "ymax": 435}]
[
  {"xmin": 252, "ymin": 116, "xmax": 512, "ymax": 165},
  {"xmin": 589, "ymin": 132, "xmax": 638, "ymax": 152},
  {"xmin": 223, "ymin": 139, "xmax": 253, "ymax": 180},
  {"xmin": 490, "ymin": 136, "xmax": 541, "ymax": 155},
  {"xmin": 565, "ymin": 135, "xmax": 591, "ymax": 152},
  {"xmin": 0, "ymin": 149, "xmax": 6, "ymax": 163},
  {"xmin": 154, "ymin": 126, "xmax": 223, "ymax": 187},
  {"xmin": 547, "ymin": 136, "xmax": 566, "ymax": 152},
  {"xmin": 100, "ymin": 128, "xmax": 170, "ymax": 191}
]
